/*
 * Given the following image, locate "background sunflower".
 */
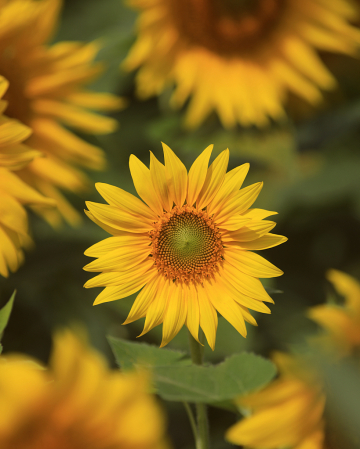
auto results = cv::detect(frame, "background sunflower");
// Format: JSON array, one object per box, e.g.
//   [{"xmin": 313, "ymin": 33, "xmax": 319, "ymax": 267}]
[{"xmin": 1, "ymin": 0, "xmax": 360, "ymax": 447}]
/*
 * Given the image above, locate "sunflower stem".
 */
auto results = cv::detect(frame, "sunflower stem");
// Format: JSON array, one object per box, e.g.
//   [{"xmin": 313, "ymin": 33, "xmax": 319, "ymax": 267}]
[
  {"xmin": 188, "ymin": 330, "xmax": 210, "ymax": 449},
  {"xmin": 183, "ymin": 402, "xmax": 198, "ymax": 443}
]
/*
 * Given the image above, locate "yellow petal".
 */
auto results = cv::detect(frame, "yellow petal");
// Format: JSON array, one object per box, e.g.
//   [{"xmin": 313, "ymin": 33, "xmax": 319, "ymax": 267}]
[
  {"xmin": 242, "ymin": 209, "xmax": 278, "ymax": 220},
  {"xmin": 150, "ymin": 152, "xmax": 172, "ymax": 212},
  {"xmin": 84, "ymin": 235, "xmax": 149, "ymax": 257},
  {"xmin": 139, "ymin": 277, "xmax": 170, "ymax": 336},
  {"xmin": 129, "ymin": 154, "xmax": 163, "ymax": 216},
  {"xmin": 95, "ymin": 183, "xmax": 157, "ymax": 221},
  {"xmin": 123, "ymin": 275, "xmax": 163, "ymax": 325},
  {"xmin": 83, "ymin": 246, "xmax": 150, "ymax": 273},
  {"xmin": 162, "ymin": 142, "xmax": 187, "ymax": 207},
  {"xmin": 204, "ymin": 280, "xmax": 247, "ymax": 337},
  {"xmin": 187, "ymin": 144, "xmax": 213, "ymax": 207},
  {"xmin": 238, "ymin": 233, "xmax": 288, "ymax": 250},
  {"xmin": 226, "ymin": 249, "xmax": 283, "ymax": 278},
  {"xmin": 66, "ymin": 92, "xmax": 126, "ymax": 111},
  {"xmin": 86, "ymin": 202, "xmax": 153, "ymax": 233},
  {"xmin": 93, "ymin": 269, "xmax": 155, "ymax": 305},
  {"xmin": 224, "ymin": 220, "xmax": 277, "ymax": 243},
  {"xmin": 214, "ymin": 182, "xmax": 263, "ymax": 223},
  {"xmin": 186, "ymin": 283, "xmax": 200, "ymax": 343},
  {"xmin": 32, "ymin": 100, "xmax": 118, "ymax": 134},
  {"xmin": 196, "ymin": 149, "xmax": 229, "ymax": 210},
  {"xmin": 221, "ymin": 261, "xmax": 273, "ymax": 303},
  {"xmin": 208, "ymin": 163, "xmax": 250, "ymax": 216},
  {"xmin": 160, "ymin": 283, "xmax": 187, "ymax": 347},
  {"xmin": 198, "ymin": 285, "xmax": 218, "ymax": 350}
]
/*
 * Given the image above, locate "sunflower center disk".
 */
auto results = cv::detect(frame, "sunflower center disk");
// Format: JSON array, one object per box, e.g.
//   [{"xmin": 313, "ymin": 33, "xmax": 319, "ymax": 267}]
[
  {"xmin": 150, "ymin": 208, "xmax": 224, "ymax": 284},
  {"xmin": 170, "ymin": 0, "xmax": 285, "ymax": 56}
]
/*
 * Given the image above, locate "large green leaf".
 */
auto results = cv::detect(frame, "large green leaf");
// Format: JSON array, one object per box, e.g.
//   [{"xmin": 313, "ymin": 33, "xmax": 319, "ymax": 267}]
[
  {"xmin": 154, "ymin": 353, "xmax": 276, "ymax": 403},
  {"xmin": 109, "ymin": 337, "xmax": 276, "ymax": 404},
  {"xmin": 0, "ymin": 291, "xmax": 15, "ymax": 354},
  {"xmin": 108, "ymin": 336, "xmax": 190, "ymax": 370}
]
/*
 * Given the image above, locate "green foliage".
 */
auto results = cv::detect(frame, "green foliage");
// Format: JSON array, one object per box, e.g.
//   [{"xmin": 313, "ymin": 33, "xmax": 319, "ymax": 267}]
[
  {"xmin": 0, "ymin": 291, "xmax": 15, "ymax": 354},
  {"xmin": 109, "ymin": 336, "xmax": 276, "ymax": 404}
]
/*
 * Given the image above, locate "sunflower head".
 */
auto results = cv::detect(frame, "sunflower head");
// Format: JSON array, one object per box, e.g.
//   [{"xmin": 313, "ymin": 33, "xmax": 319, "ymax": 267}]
[
  {"xmin": 84, "ymin": 143, "xmax": 286, "ymax": 349},
  {"xmin": 124, "ymin": 0, "xmax": 360, "ymax": 128},
  {"xmin": 226, "ymin": 352, "xmax": 326, "ymax": 449},
  {"xmin": 0, "ymin": 329, "xmax": 168, "ymax": 449}
]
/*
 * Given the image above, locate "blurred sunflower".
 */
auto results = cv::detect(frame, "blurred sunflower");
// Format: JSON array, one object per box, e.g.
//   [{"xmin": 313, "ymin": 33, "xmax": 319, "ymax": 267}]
[
  {"xmin": 309, "ymin": 269, "xmax": 360, "ymax": 356},
  {"xmin": 226, "ymin": 352, "xmax": 326, "ymax": 449},
  {"xmin": 0, "ymin": 0, "xmax": 124, "ymax": 227},
  {"xmin": 0, "ymin": 329, "xmax": 168, "ymax": 449},
  {"xmin": 0, "ymin": 76, "xmax": 54, "ymax": 277},
  {"xmin": 124, "ymin": 0, "xmax": 360, "ymax": 128},
  {"xmin": 84, "ymin": 144, "xmax": 286, "ymax": 349}
]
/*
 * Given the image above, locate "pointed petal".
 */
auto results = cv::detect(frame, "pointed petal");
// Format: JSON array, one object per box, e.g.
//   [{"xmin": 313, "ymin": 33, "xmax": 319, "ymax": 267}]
[
  {"xmin": 161, "ymin": 283, "xmax": 187, "ymax": 347},
  {"xmin": 150, "ymin": 152, "xmax": 172, "ymax": 211},
  {"xmin": 221, "ymin": 261, "xmax": 274, "ymax": 303},
  {"xmin": 214, "ymin": 182, "xmax": 263, "ymax": 223},
  {"xmin": 83, "ymin": 246, "xmax": 150, "ymax": 272},
  {"xmin": 86, "ymin": 202, "xmax": 153, "ymax": 233},
  {"xmin": 198, "ymin": 284, "xmax": 218, "ymax": 350},
  {"xmin": 139, "ymin": 277, "xmax": 170, "ymax": 336},
  {"xmin": 238, "ymin": 234, "xmax": 288, "ymax": 250},
  {"xmin": 226, "ymin": 249, "xmax": 284, "ymax": 278},
  {"xmin": 84, "ymin": 235, "xmax": 149, "ymax": 257},
  {"xmin": 242, "ymin": 208, "xmax": 278, "ymax": 220},
  {"xmin": 93, "ymin": 269, "xmax": 155, "ymax": 305},
  {"xmin": 162, "ymin": 142, "xmax": 187, "ymax": 207},
  {"xmin": 186, "ymin": 283, "xmax": 200, "ymax": 343},
  {"xmin": 95, "ymin": 183, "xmax": 158, "ymax": 221},
  {"xmin": 187, "ymin": 145, "xmax": 213, "ymax": 207},
  {"xmin": 208, "ymin": 163, "xmax": 250, "ymax": 215},
  {"xmin": 196, "ymin": 150, "xmax": 229, "ymax": 210},
  {"xmin": 204, "ymin": 281, "xmax": 247, "ymax": 337},
  {"xmin": 223, "ymin": 221, "xmax": 277, "ymax": 243},
  {"xmin": 123, "ymin": 274, "xmax": 162, "ymax": 324},
  {"xmin": 129, "ymin": 155, "xmax": 163, "ymax": 215}
]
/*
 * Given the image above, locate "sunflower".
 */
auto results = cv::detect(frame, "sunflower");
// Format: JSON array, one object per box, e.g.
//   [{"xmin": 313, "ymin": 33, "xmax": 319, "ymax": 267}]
[
  {"xmin": 309, "ymin": 270, "xmax": 360, "ymax": 356},
  {"xmin": 226, "ymin": 352, "xmax": 326, "ymax": 449},
  {"xmin": 124, "ymin": 0, "xmax": 360, "ymax": 128},
  {"xmin": 0, "ymin": 0, "xmax": 124, "ymax": 227},
  {"xmin": 0, "ymin": 329, "xmax": 168, "ymax": 449},
  {"xmin": 84, "ymin": 144, "xmax": 286, "ymax": 349},
  {"xmin": 0, "ymin": 76, "xmax": 54, "ymax": 277}
]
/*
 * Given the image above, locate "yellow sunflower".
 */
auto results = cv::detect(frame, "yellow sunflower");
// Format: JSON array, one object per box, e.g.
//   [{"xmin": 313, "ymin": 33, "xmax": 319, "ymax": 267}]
[
  {"xmin": 0, "ymin": 329, "xmax": 168, "ymax": 449},
  {"xmin": 309, "ymin": 269, "xmax": 360, "ymax": 356},
  {"xmin": 84, "ymin": 143, "xmax": 286, "ymax": 349},
  {"xmin": 0, "ymin": 76, "xmax": 54, "ymax": 277},
  {"xmin": 124, "ymin": 0, "xmax": 360, "ymax": 128},
  {"xmin": 0, "ymin": 0, "xmax": 124, "ymax": 227},
  {"xmin": 226, "ymin": 352, "xmax": 326, "ymax": 449}
]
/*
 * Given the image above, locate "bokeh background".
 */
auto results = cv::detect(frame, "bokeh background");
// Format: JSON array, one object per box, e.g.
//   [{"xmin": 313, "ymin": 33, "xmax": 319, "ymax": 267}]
[{"xmin": 1, "ymin": 0, "xmax": 360, "ymax": 447}]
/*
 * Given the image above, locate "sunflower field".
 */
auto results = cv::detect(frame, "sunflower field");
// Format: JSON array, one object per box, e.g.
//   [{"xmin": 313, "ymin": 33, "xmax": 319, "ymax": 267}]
[{"xmin": 1, "ymin": 0, "xmax": 360, "ymax": 448}]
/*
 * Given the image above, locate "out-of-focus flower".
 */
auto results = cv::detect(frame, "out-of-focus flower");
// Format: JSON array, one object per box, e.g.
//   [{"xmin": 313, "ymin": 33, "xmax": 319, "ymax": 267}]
[
  {"xmin": 84, "ymin": 143, "xmax": 286, "ymax": 349},
  {"xmin": 308, "ymin": 269, "xmax": 360, "ymax": 356},
  {"xmin": 124, "ymin": 0, "xmax": 360, "ymax": 129},
  {"xmin": 0, "ymin": 329, "xmax": 168, "ymax": 449},
  {"xmin": 0, "ymin": 0, "xmax": 124, "ymax": 227},
  {"xmin": 0, "ymin": 76, "xmax": 54, "ymax": 277},
  {"xmin": 226, "ymin": 352, "xmax": 326, "ymax": 449}
]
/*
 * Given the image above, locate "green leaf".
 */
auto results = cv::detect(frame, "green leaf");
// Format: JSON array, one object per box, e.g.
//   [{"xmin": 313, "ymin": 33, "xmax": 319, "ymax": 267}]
[
  {"xmin": 109, "ymin": 337, "xmax": 276, "ymax": 405},
  {"xmin": 154, "ymin": 353, "xmax": 276, "ymax": 404},
  {"xmin": 0, "ymin": 291, "xmax": 15, "ymax": 353},
  {"xmin": 108, "ymin": 336, "xmax": 190, "ymax": 370}
]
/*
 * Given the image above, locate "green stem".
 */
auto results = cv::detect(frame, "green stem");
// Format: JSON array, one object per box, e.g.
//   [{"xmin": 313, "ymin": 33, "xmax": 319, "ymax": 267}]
[
  {"xmin": 188, "ymin": 330, "xmax": 210, "ymax": 449},
  {"xmin": 183, "ymin": 402, "xmax": 198, "ymax": 443}
]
